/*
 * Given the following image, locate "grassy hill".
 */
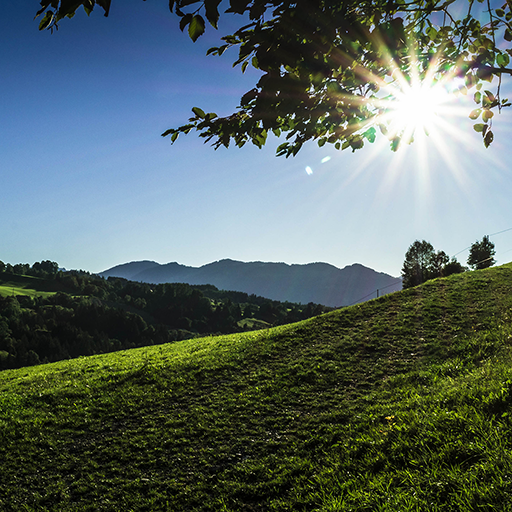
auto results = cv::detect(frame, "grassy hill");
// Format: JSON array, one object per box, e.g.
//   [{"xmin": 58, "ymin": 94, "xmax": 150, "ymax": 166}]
[{"xmin": 1, "ymin": 264, "xmax": 512, "ymax": 510}]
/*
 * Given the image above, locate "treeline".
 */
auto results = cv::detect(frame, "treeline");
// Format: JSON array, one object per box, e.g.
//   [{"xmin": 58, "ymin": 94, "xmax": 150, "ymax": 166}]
[
  {"xmin": 52, "ymin": 271, "xmax": 330, "ymax": 330},
  {"xmin": 0, "ymin": 261, "xmax": 331, "ymax": 370},
  {"xmin": 0, "ymin": 259, "xmax": 59, "ymax": 279},
  {"xmin": 401, "ymin": 236, "xmax": 496, "ymax": 289},
  {"xmin": 0, "ymin": 293, "xmax": 179, "ymax": 370}
]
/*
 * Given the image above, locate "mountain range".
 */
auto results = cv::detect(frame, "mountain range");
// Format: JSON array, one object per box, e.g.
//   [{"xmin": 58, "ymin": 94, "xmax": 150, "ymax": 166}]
[{"xmin": 100, "ymin": 259, "xmax": 402, "ymax": 307}]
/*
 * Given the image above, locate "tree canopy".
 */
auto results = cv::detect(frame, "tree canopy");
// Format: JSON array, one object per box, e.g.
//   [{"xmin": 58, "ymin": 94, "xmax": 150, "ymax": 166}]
[
  {"xmin": 35, "ymin": 0, "xmax": 512, "ymax": 155},
  {"xmin": 401, "ymin": 240, "xmax": 465, "ymax": 288},
  {"xmin": 467, "ymin": 234, "xmax": 496, "ymax": 269}
]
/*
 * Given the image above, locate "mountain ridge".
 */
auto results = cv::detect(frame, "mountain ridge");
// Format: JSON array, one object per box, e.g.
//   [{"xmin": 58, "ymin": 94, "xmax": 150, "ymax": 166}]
[{"xmin": 100, "ymin": 259, "xmax": 402, "ymax": 307}]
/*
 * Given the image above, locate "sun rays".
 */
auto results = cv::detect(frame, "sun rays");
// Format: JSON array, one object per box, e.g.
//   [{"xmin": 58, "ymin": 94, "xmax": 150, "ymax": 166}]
[
  {"xmin": 333, "ymin": 41, "xmax": 488, "ymax": 194},
  {"xmin": 370, "ymin": 48, "xmax": 473, "ymax": 147},
  {"xmin": 309, "ymin": 47, "xmax": 489, "ymax": 220},
  {"xmin": 384, "ymin": 80, "xmax": 450, "ymax": 138}
]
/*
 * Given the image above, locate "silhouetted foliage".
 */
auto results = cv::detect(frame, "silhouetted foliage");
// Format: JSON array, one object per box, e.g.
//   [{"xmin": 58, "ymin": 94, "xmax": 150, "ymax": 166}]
[
  {"xmin": 467, "ymin": 235, "xmax": 496, "ymax": 270},
  {"xmin": 36, "ymin": 0, "xmax": 512, "ymax": 154},
  {"xmin": 442, "ymin": 258, "xmax": 467, "ymax": 277},
  {"xmin": 402, "ymin": 240, "xmax": 465, "ymax": 289}
]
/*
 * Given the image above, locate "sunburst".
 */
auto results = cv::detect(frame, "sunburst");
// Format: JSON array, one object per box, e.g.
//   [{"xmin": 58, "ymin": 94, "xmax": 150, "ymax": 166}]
[
  {"xmin": 385, "ymin": 80, "xmax": 450, "ymax": 139},
  {"xmin": 372, "ymin": 55, "xmax": 468, "ymax": 148}
]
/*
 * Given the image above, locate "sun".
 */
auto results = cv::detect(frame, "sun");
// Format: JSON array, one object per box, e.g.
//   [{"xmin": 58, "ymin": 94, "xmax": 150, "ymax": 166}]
[
  {"xmin": 369, "ymin": 53, "xmax": 472, "ymax": 150},
  {"xmin": 388, "ymin": 81, "xmax": 449, "ymax": 135},
  {"xmin": 348, "ymin": 58, "xmax": 477, "ymax": 187},
  {"xmin": 376, "ymin": 73, "xmax": 457, "ymax": 148}
]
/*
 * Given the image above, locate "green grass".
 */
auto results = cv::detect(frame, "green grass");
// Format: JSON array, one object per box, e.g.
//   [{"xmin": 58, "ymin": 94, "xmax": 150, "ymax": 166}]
[
  {"xmin": 237, "ymin": 317, "xmax": 271, "ymax": 330},
  {"xmin": 0, "ymin": 273, "xmax": 57, "ymax": 298},
  {"xmin": 2, "ymin": 264, "xmax": 512, "ymax": 510}
]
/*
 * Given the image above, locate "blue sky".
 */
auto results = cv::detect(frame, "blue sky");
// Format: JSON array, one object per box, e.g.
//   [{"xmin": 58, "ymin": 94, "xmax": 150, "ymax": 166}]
[{"xmin": 2, "ymin": 1, "xmax": 512, "ymax": 277}]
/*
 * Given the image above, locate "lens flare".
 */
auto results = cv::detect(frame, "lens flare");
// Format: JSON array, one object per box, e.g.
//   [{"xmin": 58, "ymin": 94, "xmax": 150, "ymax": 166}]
[
  {"xmin": 387, "ymin": 81, "xmax": 449, "ymax": 137},
  {"xmin": 361, "ymin": 50, "xmax": 477, "ymax": 162}
]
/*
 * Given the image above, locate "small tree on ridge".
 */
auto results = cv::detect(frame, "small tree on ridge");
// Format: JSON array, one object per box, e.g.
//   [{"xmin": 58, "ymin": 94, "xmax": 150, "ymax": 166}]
[
  {"xmin": 467, "ymin": 235, "xmax": 496, "ymax": 270},
  {"xmin": 402, "ymin": 240, "xmax": 465, "ymax": 289}
]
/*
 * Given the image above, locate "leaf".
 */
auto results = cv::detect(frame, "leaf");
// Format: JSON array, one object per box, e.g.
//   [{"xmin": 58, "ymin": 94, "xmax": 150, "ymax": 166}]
[
  {"xmin": 35, "ymin": 2, "xmax": 52, "ymax": 18},
  {"xmin": 206, "ymin": 44, "xmax": 228, "ymax": 56},
  {"xmin": 188, "ymin": 15, "xmax": 205, "ymax": 42},
  {"xmin": 227, "ymin": 0, "xmax": 251, "ymax": 15},
  {"xmin": 364, "ymin": 127, "xmax": 376, "ymax": 143},
  {"xmin": 350, "ymin": 137, "xmax": 364, "ymax": 151},
  {"xmin": 484, "ymin": 129, "xmax": 494, "ymax": 147},
  {"xmin": 240, "ymin": 88, "xmax": 258, "ymax": 106},
  {"xmin": 192, "ymin": 107, "xmax": 206, "ymax": 118},
  {"xmin": 169, "ymin": 0, "xmax": 176, "ymax": 12},
  {"xmin": 276, "ymin": 142, "xmax": 289, "ymax": 156},
  {"xmin": 482, "ymin": 109, "xmax": 494, "ymax": 122},
  {"xmin": 474, "ymin": 91, "xmax": 481, "ymax": 104},
  {"xmin": 179, "ymin": 13, "xmax": 193, "ymax": 32},
  {"xmin": 496, "ymin": 53, "xmax": 510, "ymax": 68},
  {"xmin": 171, "ymin": 132, "xmax": 179, "ymax": 142},
  {"xmin": 38, "ymin": 11, "xmax": 54, "ymax": 30},
  {"xmin": 484, "ymin": 90, "xmax": 496, "ymax": 103},
  {"xmin": 96, "ymin": 0, "xmax": 111, "ymax": 16},
  {"xmin": 204, "ymin": 0, "xmax": 220, "ymax": 29},
  {"xmin": 326, "ymin": 82, "xmax": 342, "ymax": 95},
  {"xmin": 469, "ymin": 109, "xmax": 481, "ymax": 120},
  {"xmin": 473, "ymin": 123, "xmax": 486, "ymax": 133},
  {"xmin": 426, "ymin": 26, "xmax": 437, "ymax": 40},
  {"xmin": 256, "ymin": 129, "xmax": 267, "ymax": 147}
]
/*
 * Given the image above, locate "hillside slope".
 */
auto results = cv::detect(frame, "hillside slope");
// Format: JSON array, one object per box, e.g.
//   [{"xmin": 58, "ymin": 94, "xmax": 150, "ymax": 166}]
[
  {"xmin": 101, "ymin": 259, "xmax": 401, "ymax": 307},
  {"xmin": 2, "ymin": 264, "xmax": 512, "ymax": 510}
]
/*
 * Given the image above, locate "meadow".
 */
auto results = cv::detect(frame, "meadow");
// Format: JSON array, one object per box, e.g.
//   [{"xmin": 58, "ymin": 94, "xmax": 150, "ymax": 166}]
[
  {"xmin": 1, "ymin": 264, "xmax": 512, "ymax": 510},
  {"xmin": 0, "ymin": 273, "xmax": 56, "ymax": 298}
]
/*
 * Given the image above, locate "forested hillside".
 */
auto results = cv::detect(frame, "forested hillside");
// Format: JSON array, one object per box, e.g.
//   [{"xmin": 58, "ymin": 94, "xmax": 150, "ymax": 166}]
[{"xmin": 0, "ymin": 263, "xmax": 330, "ymax": 370}]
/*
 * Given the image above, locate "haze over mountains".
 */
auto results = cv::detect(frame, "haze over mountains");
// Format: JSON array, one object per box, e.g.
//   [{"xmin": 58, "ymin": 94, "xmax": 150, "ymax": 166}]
[{"xmin": 100, "ymin": 259, "xmax": 402, "ymax": 307}]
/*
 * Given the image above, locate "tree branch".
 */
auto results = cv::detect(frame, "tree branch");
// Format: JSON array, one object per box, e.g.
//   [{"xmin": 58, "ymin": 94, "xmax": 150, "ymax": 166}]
[{"xmin": 474, "ymin": 64, "xmax": 512, "ymax": 75}]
